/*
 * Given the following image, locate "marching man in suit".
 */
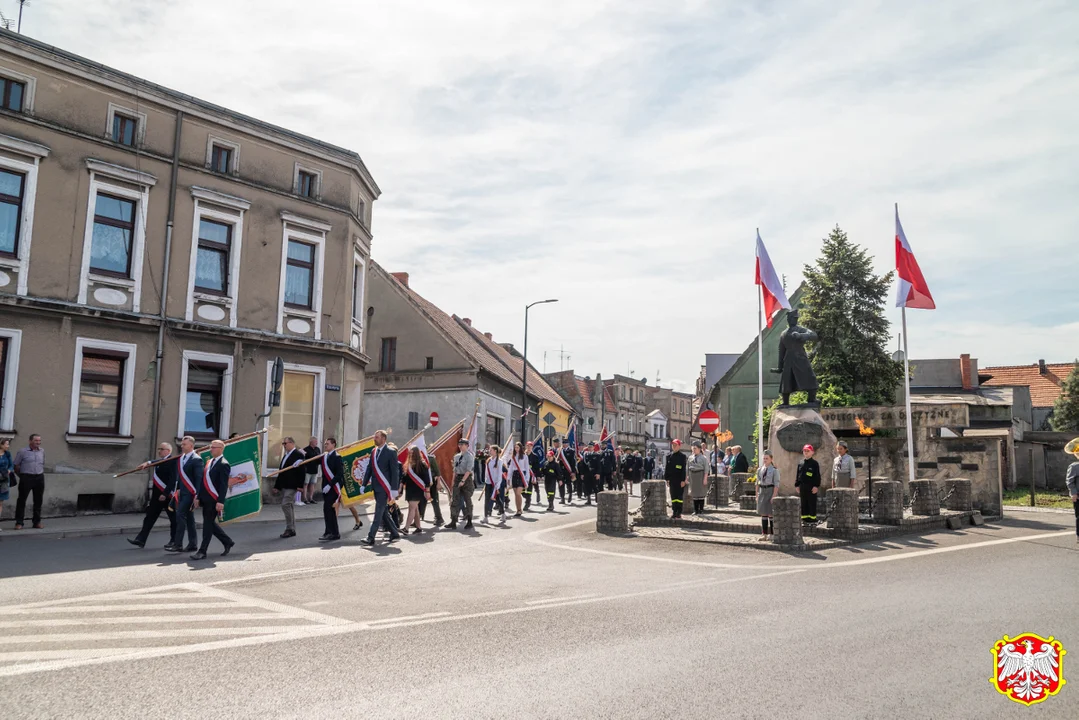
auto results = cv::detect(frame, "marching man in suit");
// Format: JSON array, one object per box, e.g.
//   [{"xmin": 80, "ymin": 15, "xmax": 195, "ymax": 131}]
[
  {"xmin": 362, "ymin": 429, "xmax": 401, "ymax": 546},
  {"xmin": 273, "ymin": 436, "xmax": 307, "ymax": 539},
  {"xmin": 191, "ymin": 439, "xmax": 235, "ymax": 560},
  {"xmin": 166, "ymin": 436, "xmax": 202, "ymax": 553},
  {"xmin": 318, "ymin": 437, "xmax": 344, "ymax": 543},
  {"xmin": 129, "ymin": 441, "xmax": 178, "ymax": 549}
]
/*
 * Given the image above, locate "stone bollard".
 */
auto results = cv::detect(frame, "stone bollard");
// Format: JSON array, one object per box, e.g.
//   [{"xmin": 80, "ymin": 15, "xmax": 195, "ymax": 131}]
[
  {"xmin": 872, "ymin": 480, "xmax": 902, "ymax": 524},
  {"xmin": 943, "ymin": 479, "xmax": 972, "ymax": 512},
  {"xmin": 772, "ymin": 496, "xmax": 802, "ymax": 546},
  {"xmin": 596, "ymin": 490, "xmax": 629, "ymax": 533},
  {"xmin": 730, "ymin": 473, "xmax": 751, "ymax": 500},
  {"xmin": 909, "ymin": 479, "xmax": 940, "ymax": 516},
  {"xmin": 826, "ymin": 488, "xmax": 859, "ymax": 533},
  {"xmin": 739, "ymin": 494, "xmax": 756, "ymax": 511},
  {"xmin": 709, "ymin": 475, "xmax": 730, "ymax": 507},
  {"xmin": 638, "ymin": 480, "xmax": 668, "ymax": 523}
]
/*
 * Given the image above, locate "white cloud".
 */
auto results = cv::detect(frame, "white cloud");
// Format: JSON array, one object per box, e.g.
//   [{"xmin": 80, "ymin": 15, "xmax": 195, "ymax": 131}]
[{"xmin": 21, "ymin": 0, "xmax": 1079, "ymax": 385}]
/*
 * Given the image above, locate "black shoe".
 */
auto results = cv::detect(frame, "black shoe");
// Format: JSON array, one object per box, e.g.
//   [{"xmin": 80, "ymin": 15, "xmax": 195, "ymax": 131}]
[
  {"xmin": 190, "ymin": 551, "xmax": 207, "ymax": 560},
  {"xmin": 353, "ymin": 521, "xmax": 363, "ymax": 530},
  {"xmin": 360, "ymin": 538, "xmax": 375, "ymax": 546},
  {"xmin": 387, "ymin": 536, "xmax": 400, "ymax": 543},
  {"xmin": 586, "ymin": 500, "xmax": 592, "ymax": 506},
  {"xmin": 183, "ymin": 545, "xmax": 197, "ymax": 553},
  {"xmin": 464, "ymin": 522, "xmax": 473, "ymax": 530},
  {"xmin": 221, "ymin": 542, "xmax": 234, "ymax": 556},
  {"xmin": 444, "ymin": 522, "xmax": 458, "ymax": 530},
  {"xmin": 318, "ymin": 535, "xmax": 340, "ymax": 543},
  {"xmin": 127, "ymin": 538, "xmax": 145, "ymax": 548},
  {"xmin": 165, "ymin": 544, "xmax": 184, "ymax": 553},
  {"xmin": 280, "ymin": 529, "xmax": 296, "ymax": 538}
]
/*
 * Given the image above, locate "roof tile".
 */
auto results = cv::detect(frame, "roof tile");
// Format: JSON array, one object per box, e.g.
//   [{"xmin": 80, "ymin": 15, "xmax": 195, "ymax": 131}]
[{"xmin": 982, "ymin": 362, "xmax": 1075, "ymax": 407}]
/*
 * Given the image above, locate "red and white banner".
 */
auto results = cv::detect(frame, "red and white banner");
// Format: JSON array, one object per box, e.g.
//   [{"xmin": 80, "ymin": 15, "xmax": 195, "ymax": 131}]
[
  {"xmin": 895, "ymin": 206, "xmax": 935, "ymax": 310},
  {"xmin": 755, "ymin": 231, "xmax": 791, "ymax": 327}
]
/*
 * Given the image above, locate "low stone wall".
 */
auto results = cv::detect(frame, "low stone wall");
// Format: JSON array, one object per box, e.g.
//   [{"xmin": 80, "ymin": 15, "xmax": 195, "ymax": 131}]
[
  {"xmin": 826, "ymin": 488, "xmax": 859, "ymax": 533},
  {"xmin": 596, "ymin": 490, "xmax": 629, "ymax": 534},
  {"xmin": 872, "ymin": 480, "xmax": 902, "ymax": 524},
  {"xmin": 638, "ymin": 480, "xmax": 667, "ymax": 523},
  {"xmin": 910, "ymin": 479, "xmax": 940, "ymax": 516},
  {"xmin": 772, "ymin": 496, "xmax": 802, "ymax": 546},
  {"xmin": 0, "ymin": 472, "xmax": 146, "ymax": 520}
]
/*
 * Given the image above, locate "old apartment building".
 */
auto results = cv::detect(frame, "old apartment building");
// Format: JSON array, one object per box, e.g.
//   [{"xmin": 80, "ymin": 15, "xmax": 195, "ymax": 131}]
[{"xmin": 0, "ymin": 32, "xmax": 379, "ymax": 517}]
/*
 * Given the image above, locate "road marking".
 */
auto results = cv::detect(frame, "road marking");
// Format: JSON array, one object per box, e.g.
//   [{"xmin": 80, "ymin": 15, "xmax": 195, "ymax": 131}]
[
  {"xmin": 7, "ymin": 602, "xmax": 241, "ymax": 614},
  {"xmin": 0, "ymin": 614, "xmax": 283, "ymax": 628},
  {"xmin": 0, "ymin": 649, "xmax": 146, "ymax": 663},
  {"xmin": 525, "ymin": 594, "xmax": 598, "ymax": 605},
  {"xmin": 4, "ymin": 627, "xmax": 291, "ymax": 644},
  {"xmin": 367, "ymin": 611, "xmax": 451, "ymax": 625},
  {"xmin": 526, "ymin": 519, "xmax": 1074, "ymax": 570},
  {"xmin": 304, "ymin": 601, "xmax": 331, "ymax": 607}
]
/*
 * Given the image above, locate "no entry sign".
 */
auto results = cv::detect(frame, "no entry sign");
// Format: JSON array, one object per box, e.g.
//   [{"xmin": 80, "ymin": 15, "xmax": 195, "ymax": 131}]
[
  {"xmin": 699, "ymin": 410, "xmax": 720, "ymax": 433},
  {"xmin": 429, "ymin": 411, "xmax": 440, "ymax": 427}
]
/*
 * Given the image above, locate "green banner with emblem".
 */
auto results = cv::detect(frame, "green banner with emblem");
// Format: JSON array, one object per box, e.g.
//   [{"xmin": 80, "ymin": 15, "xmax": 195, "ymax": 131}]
[
  {"xmin": 198, "ymin": 434, "xmax": 263, "ymax": 524},
  {"xmin": 339, "ymin": 436, "xmax": 376, "ymax": 506}
]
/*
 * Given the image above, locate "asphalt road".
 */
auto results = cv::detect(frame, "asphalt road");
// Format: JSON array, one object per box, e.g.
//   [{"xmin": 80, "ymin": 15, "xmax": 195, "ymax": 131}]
[{"xmin": 1, "ymin": 501, "xmax": 1076, "ymax": 719}]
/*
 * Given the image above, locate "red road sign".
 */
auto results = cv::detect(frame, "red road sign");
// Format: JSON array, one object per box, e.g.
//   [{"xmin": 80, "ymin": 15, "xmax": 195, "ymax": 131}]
[
  {"xmin": 698, "ymin": 410, "xmax": 720, "ymax": 433},
  {"xmin": 429, "ymin": 412, "xmax": 440, "ymax": 427}
]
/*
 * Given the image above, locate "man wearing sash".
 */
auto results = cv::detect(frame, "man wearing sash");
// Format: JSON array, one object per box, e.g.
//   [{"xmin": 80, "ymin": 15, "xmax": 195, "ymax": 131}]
[
  {"xmin": 165, "ymin": 436, "xmax": 202, "ymax": 553},
  {"xmin": 191, "ymin": 439, "xmax": 235, "ymax": 559},
  {"xmin": 552, "ymin": 437, "xmax": 575, "ymax": 506},
  {"xmin": 361, "ymin": 430, "xmax": 401, "ymax": 546},
  {"xmin": 128, "ymin": 442, "xmax": 177, "ymax": 549},
  {"xmin": 319, "ymin": 437, "xmax": 344, "ymax": 543},
  {"xmin": 445, "ymin": 438, "xmax": 475, "ymax": 530}
]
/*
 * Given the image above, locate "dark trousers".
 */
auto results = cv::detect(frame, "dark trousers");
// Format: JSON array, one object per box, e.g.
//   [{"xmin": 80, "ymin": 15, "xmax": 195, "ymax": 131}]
[
  {"xmin": 601, "ymin": 472, "xmax": 613, "ymax": 492},
  {"xmin": 14, "ymin": 473, "xmax": 44, "ymax": 525},
  {"xmin": 1073, "ymin": 499, "xmax": 1079, "ymax": 537},
  {"xmin": 484, "ymin": 484, "xmax": 505, "ymax": 517},
  {"xmin": 668, "ymin": 479, "xmax": 685, "ymax": 517},
  {"xmin": 799, "ymin": 484, "xmax": 818, "ymax": 521},
  {"xmin": 590, "ymin": 475, "xmax": 603, "ymax": 498},
  {"xmin": 558, "ymin": 476, "xmax": 570, "ymax": 502},
  {"xmin": 172, "ymin": 493, "xmax": 197, "ymax": 548},
  {"xmin": 367, "ymin": 494, "xmax": 399, "ymax": 542},
  {"xmin": 323, "ymin": 493, "xmax": 339, "ymax": 537},
  {"xmin": 135, "ymin": 493, "xmax": 177, "ymax": 544},
  {"xmin": 544, "ymin": 478, "xmax": 557, "ymax": 508},
  {"xmin": 199, "ymin": 504, "xmax": 233, "ymax": 553},
  {"xmin": 419, "ymin": 492, "xmax": 443, "ymax": 524}
]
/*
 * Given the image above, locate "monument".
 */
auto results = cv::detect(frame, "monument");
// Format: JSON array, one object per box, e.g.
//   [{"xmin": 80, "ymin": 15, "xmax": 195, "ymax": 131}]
[{"xmin": 774, "ymin": 308, "xmax": 819, "ymax": 407}]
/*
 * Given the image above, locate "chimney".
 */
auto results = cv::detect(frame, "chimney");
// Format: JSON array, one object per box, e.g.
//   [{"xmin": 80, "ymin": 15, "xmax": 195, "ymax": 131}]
[
  {"xmin": 484, "ymin": 332, "xmax": 493, "ymax": 341},
  {"xmin": 391, "ymin": 272, "xmax": 409, "ymax": 288},
  {"xmin": 960, "ymin": 353, "xmax": 973, "ymax": 390},
  {"xmin": 462, "ymin": 318, "xmax": 471, "ymax": 327},
  {"xmin": 1038, "ymin": 359, "xmax": 1047, "ymax": 375}
]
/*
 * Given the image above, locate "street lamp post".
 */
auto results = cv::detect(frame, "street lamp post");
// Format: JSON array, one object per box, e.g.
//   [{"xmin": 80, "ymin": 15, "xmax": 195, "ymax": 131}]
[{"xmin": 521, "ymin": 299, "xmax": 558, "ymax": 441}]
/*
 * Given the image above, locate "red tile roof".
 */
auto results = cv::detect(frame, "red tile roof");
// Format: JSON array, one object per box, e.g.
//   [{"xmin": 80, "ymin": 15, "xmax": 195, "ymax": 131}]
[
  {"xmin": 982, "ymin": 362, "xmax": 1076, "ymax": 407},
  {"xmin": 575, "ymin": 377, "xmax": 595, "ymax": 410},
  {"xmin": 458, "ymin": 321, "xmax": 572, "ymax": 413}
]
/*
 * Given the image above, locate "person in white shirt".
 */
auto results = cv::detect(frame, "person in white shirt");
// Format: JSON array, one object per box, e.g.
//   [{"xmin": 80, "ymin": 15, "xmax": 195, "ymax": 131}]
[{"xmin": 833, "ymin": 440, "xmax": 856, "ymax": 488}]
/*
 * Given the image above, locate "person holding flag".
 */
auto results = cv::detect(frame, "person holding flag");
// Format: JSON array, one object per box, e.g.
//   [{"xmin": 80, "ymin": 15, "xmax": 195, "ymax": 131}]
[
  {"xmin": 483, "ymin": 443, "xmax": 510, "ymax": 523},
  {"xmin": 552, "ymin": 437, "xmax": 575, "ymax": 505},
  {"xmin": 317, "ymin": 437, "xmax": 345, "ymax": 543},
  {"xmin": 508, "ymin": 441, "xmax": 531, "ymax": 518},
  {"xmin": 401, "ymin": 445, "xmax": 432, "ymax": 535},
  {"xmin": 600, "ymin": 432, "xmax": 616, "ymax": 491},
  {"xmin": 525, "ymin": 438, "xmax": 543, "ymax": 510},
  {"xmin": 361, "ymin": 430, "xmax": 401, "ymax": 546}
]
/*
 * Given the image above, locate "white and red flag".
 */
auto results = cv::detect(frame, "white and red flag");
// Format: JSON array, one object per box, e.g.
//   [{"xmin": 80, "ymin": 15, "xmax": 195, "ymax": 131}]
[
  {"xmin": 755, "ymin": 230, "xmax": 791, "ymax": 327},
  {"xmin": 895, "ymin": 206, "xmax": 935, "ymax": 310}
]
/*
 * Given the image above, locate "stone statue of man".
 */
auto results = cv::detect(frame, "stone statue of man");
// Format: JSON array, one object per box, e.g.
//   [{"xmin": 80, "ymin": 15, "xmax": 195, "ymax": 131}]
[{"xmin": 772, "ymin": 309, "xmax": 819, "ymax": 405}]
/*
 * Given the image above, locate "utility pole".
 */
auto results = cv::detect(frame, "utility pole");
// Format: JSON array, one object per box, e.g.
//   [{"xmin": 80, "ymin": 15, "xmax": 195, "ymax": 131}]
[{"xmin": 17, "ymin": 0, "xmax": 28, "ymax": 33}]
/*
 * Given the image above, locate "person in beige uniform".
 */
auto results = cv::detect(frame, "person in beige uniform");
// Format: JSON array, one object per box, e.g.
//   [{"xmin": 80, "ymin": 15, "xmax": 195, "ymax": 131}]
[{"xmin": 833, "ymin": 440, "xmax": 855, "ymax": 488}]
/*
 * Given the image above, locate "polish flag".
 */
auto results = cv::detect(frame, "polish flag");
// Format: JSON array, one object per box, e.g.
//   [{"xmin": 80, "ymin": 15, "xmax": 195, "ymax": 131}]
[
  {"xmin": 397, "ymin": 433, "xmax": 429, "ymax": 466},
  {"xmin": 755, "ymin": 231, "xmax": 791, "ymax": 327},
  {"xmin": 895, "ymin": 206, "xmax": 935, "ymax": 310}
]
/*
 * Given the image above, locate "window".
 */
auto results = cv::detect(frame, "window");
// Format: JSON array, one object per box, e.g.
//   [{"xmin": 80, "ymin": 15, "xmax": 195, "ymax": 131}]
[
  {"xmin": 266, "ymin": 366, "xmax": 324, "ymax": 469},
  {"xmin": 379, "ymin": 337, "xmax": 397, "ymax": 372},
  {"xmin": 297, "ymin": 170, "xmax": 317, "ymax": 198},
  {"xmin": 0, "ymin": 329, "xmax": 21, "ymax": 431},
  {"xmin": 284, "ymin": 240, "xmax": 315, "ymax": 308},
  {"xmin": 76, "ymin": 352, "xmax": 126, "ymax": 434},
  {"xmin": 408, "ymin": 411, "xmax": 419, "ymax": 430},
  {"xmin": 0, "ymin": 168, "xmax": 24, "ymax": 258},
  {"xmin": 486, "ymin": 414, "xmax": 503, "ymax": 447},
  {"xmin": 183, "ymin": 362, "xmax": 225, "ymax": 439},
  {"xmin": 194, "ymin": 218, "xmax": 231, "ymax": 295},
  {"xmin": 112, "ymin": 113, "xmax": 138, "ymax": 146},
  {"xmin": 0, "ymin": 77, "xmax": 24, "ymax": 112},
  {"xmin": 352, "ymin": 261, "xmax": 363, "ymax": 323},
  {"xmin": 425, "ymin": 356, "xmax": 434, "ymax": 370},
  {"xmin": 89, "ymin": 193, "xmax": 136, "ymax": 277},
  {"xmin": 210, "ymin": 144, "xmax": 232, "ymax": 174}
]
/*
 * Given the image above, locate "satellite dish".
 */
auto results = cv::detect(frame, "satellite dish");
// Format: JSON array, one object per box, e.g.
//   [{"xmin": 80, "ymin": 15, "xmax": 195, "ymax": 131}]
[{"xmin": 641, "ymin": 378, "xmax": 648, "ymax": 385}]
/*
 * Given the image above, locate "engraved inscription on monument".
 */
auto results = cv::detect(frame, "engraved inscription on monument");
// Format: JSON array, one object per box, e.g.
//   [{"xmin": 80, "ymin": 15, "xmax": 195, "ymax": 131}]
[{"xmin": 776, "ymin": 422, "xmax": 824, "ymax": 453}]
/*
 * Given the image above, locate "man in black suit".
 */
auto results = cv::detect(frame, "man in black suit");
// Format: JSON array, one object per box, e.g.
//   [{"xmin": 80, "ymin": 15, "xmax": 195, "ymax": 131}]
[
  {"xmin": 318, "ymin": 437, "xmax": 344, "ymax": 543},
  {"xmin": 273, "ymin": 436, "xmax": 306, "ymax": 538},
  {"xmin": 129, "ymin": 441, "xmax": 178, "ymax": 548},
  {"xmin": 166, "ymin": 436, "xmax": 202, "ymax": 553},
  {"xmin": 191, "ymin": 439, "xmax": 235, "ymax": 559},
  {"xmin": 361, "ymin": 429, "xmax": 400, "ymax": 546},
  {"xmin": 729, "ymin": 445, "xmax": 750, "ymax": 475}
]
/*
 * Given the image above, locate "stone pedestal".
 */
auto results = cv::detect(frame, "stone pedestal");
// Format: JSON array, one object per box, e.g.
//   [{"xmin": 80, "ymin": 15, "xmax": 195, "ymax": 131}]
[
  {"xmin": 596, "ymin": 490, "xmax": 629, "ymax": 533},
  {"xmin": 709, "ymin": 475, "xmax": 730, "ymax": 507},
  {"xmin": 730, "ymin": 472, "xmax": 752, "ymax": 500},
  {"xmin": 772, "ymin": 496, "xmax": 802, "ymax": 545},
  {"xmin": 639, "ymin": 480, "xmax": 668, "ymax": 522},
  {"xmin": 943, "ymin": 479, "xmax": 973, "ymax": 512},
  {"xmin": 872, "ymin": 480, "xmax": 902, "ymax": 524},
  {"xmin": 739, "ymin": 494, "xmax": 756, "ymax": 511},
  {"xmin": 910, "ymin": 479, "xmax": 940, "ymax": 516},
  {"xmin": 767, "ymin": 407, "xmax": 839, "ymax": 497},
  {"xmin": 826, "ymin": 488, "xmax": 859, "ymax": 533}
]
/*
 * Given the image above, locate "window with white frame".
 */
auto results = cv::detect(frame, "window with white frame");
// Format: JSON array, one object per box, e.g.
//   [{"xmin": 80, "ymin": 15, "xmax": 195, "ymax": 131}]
[
  {"xmin": 0, "ymin": 328, "xmax": 21, "ymax": 432},
  {"xmin": 206, "ymin": 136, "xmax": 240, "ymax": 175},
  {"xmin": 277, "ymin": 213, "xmax": 328, "ymax": 338},
  {"xmin": 105, "ymin": 103, "xmax": 146, "ymax": 148},
  {"xmin": 178, "ymin": 350, "xmax": 233, "ymax": 441},
  {"xmin": 67, "ymin": 338, "xmax": 137, "ymax": 442},
  {"xmin": 78, "ymin": 160, "xmax": 156, "ymax": 311},
  {"xmin": 0, "ymin": 134, "xmax": 48, "ymax": 296},
  {"xmin": 185, "ymin": 187, "xmax": 249, "ymax": 326},
  {"xmin": 351, "ymin": 252, "xmax": 365, "ymax": 325},
  {"xmin": 0, "ymin": 168, "xmax": 26, "ymax": 259},
  {"xmin": 0, "ymin": 67, "xmax": 36, "ymax": 114}
]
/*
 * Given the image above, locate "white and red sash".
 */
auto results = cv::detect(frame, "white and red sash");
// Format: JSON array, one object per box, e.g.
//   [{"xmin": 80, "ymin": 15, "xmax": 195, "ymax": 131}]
[
  {"xmin": 558, "ymin": 448, "xmax": 573, "ymax": 472},
  {"xmin": 511, "ymin": 455, "xmax": 528, "ymax": 483},
  {"xmin": 178, "ymin": 455, "xmax": 197, "ymax": 494},
  {"xmin": 203, "ymin": 457, "xmax": 220, "ymax": 501},
  {"xmin": 152, "ymin": 466, "xmax": 167, "ymax": 492},
  {"xmin": 371, "ymin": 446, "xmax": 395, "ymax": 499},
  {"xmin": 321, "ymin": 451, "xmax": 340, "ymax": 498},
  {"xmin": 486, "ymin": 459, "xmax": 503, "ymax": 492},
  {"xmin": 407, "ymin": 464, "xmax": 428, "ymax": 492}
]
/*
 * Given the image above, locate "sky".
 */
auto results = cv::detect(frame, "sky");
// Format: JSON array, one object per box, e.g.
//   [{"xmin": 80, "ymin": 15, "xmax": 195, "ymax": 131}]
[{"xmin": 16, "ymin": 0, "xmax": 1079, "ymax": 393}]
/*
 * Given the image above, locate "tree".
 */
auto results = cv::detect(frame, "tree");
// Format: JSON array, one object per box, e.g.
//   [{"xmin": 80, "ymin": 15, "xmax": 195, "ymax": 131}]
[
  {"xmin": 800, "ymin": 225, "xmax": 903, "ymax": 405},
  {"xmin": 1050, "ymin": 361, "xmax": 1079, "ymax": 432}
]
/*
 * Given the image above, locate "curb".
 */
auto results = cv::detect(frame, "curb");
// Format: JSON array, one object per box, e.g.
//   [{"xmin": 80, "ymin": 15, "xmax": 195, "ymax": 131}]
[
  {"xmin": 0, "ymin": 510, "xmax": 332, "ymax": 541},
  {"xmin": 1002, "ymin": 505, "xmax": 1072, "ymax": 515}
]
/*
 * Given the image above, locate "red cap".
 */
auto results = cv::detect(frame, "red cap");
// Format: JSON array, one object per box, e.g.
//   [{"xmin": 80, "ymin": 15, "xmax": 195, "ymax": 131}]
[
  {"xmin": 802, "ymin": 444, "xmax": 814, "ymax": 452},
  {"xmin": 672, "ymin": 439, "xmax": 682, "ymax": 446}
]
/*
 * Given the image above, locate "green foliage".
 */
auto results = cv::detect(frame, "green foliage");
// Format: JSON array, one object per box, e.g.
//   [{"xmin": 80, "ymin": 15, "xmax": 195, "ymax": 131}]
[
  {"xmin": 1050, "ymin": 361, "xmax": 1079, "ymax": 432},
  {"xmin": 800, "ymin": 225, "xmax": 904, "ymax": 405},
  {"xmin": 751, "ymin": 383, "xmax": 865, "ymax": 462}
]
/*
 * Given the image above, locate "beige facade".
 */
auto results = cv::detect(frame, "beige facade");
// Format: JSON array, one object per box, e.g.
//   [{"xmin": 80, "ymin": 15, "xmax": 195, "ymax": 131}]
[{"xmin": 0, "ymin": 32, "xmax": 379, "ymax": 517}]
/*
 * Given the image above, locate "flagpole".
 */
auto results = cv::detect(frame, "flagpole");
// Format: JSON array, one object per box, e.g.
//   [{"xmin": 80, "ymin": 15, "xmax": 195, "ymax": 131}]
[
  {"xmin": 757, "ymin": 254, "xmax": 764, "ymax": 463},
  {"xmin": 902, "ymin": 306, "xmax": 915, "ymax": 487}
]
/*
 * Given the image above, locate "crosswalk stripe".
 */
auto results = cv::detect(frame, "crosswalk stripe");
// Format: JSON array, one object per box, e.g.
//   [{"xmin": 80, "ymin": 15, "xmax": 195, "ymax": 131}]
[
  {"xmin": 0, "ymin": 614, "xmax": 284, "ymax": 629},
  {"xmin": 3, "ymin": 627, "xmax": 302, "ymax": 644}
]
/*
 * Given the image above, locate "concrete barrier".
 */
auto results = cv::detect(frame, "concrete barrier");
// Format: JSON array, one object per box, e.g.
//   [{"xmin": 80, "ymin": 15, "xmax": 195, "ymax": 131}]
[{"xmin": 596, "ymin": 490, "xmax": 629, "ymax": 534}]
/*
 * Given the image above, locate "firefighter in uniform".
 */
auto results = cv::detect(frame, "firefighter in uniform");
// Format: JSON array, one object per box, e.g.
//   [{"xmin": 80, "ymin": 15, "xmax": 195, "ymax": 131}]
[
  {"xmin": 576, "ymin": 449, "xmax": 590, "ymax": 500},
  {"xmin": 445, "ymin": 438, "xmax": 475, "ymax": 530},
  {"xmin": 541, "ymin": 449, "xmax": 560, "ymax": 511},
  {"xmin": 665, "ymin": 439, "xmax": 688, "ymax": 519},
  {"xmin": 586, "ymin": 443, "xmax": 603, "ymax": 503},
  {"xmin": 795, "ymin": 443, "xmax": 821, "ymax": 524},
  {"xmin": 600, "ymin": 442, "xmax": 616, "ymax": 491}
]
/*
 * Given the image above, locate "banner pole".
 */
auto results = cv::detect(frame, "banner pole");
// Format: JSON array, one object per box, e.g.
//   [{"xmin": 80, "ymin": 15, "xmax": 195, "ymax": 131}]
[{"xmin": 902, "ymin": 306, "xmax": 915, "ymax": 487}]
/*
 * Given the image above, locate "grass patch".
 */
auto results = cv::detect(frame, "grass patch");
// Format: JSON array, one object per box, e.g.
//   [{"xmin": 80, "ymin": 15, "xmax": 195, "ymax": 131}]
[{"xmin": 1002, "ymin": 488, "xmax": 1074, "ymax": 509}]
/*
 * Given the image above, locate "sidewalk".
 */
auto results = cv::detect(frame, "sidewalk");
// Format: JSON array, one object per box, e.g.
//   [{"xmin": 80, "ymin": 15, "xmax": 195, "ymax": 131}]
[{"xmin": 0, "ymin": 499, "xmax": 356, "ymax": 541}]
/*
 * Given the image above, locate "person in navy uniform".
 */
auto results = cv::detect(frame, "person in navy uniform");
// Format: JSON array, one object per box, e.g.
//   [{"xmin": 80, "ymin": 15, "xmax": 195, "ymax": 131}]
[
  {"xmin": 576, "ymin": 450, "xmax": 591, "ymax": 502},
  {"xmin": 318, "ymin": 437, "xmax": 345, "ymax": 543},
  {"xmin": 166, "ymin": 436, "xmax": 202, "ymax": 553},
  {"xmin": 525, "ymin": 440, "xmax": 541, "ymax": 510},
  {"xmin": 600, "ymin": 442, "xmax": 616, "ymax": 491},
  {"xmin": 191, "ymin": 439, "xmax": 235, "ymax": 559},
  {"xmin": 129, "ymin": 442, "xmax": 178, "ymax": 549},
  {"xmin": 541, "ymin": 449, "xmax": 561, "ymax": 511},
  {"xmin": 795, "ymin": 443, "xmax": 821, "ymax": 524},
  {"xmin": 551, "ymin": 437, "xmax": 575, "ymax": 505},
  {"xmin": 362, "ymin": 429, "xmax": 401, "ymax": 546}
]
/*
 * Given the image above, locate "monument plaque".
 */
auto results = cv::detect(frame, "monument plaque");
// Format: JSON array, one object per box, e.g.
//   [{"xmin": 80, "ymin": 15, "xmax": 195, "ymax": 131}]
[{"xmin": 776, "ymin": 422, "xmax": 824, "ymax": 453}]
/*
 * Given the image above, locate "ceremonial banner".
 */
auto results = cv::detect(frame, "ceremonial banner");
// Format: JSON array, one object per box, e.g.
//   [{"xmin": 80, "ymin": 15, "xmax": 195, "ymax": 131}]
[
  {"xmin": 339, "ymin": 436, "xmax": 377, "ymax": 506},
  {"xmin": 198, "ymin": 434, "xmax": 263, "ymax": 524}
]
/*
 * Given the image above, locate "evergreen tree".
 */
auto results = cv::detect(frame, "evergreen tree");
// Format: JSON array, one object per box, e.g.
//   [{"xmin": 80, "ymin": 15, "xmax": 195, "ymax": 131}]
[
  {"xmin": 800, "ymin": 225, "xmax": 903, "ymax": 405},
  {"xmin": 1050, "ymin": 361, "xmax": 1079, "ymax": 432}
]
